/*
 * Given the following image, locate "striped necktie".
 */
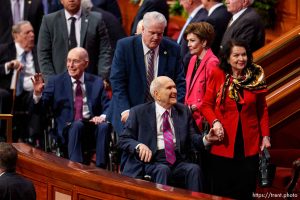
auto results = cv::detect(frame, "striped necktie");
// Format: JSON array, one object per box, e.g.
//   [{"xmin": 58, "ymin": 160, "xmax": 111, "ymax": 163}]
[
  {"xmin": 74, "ymin": 80, "xmax": 83, "ymax": 120},
  {"xmin": 145, "ymin": 49, "xmax": 155, "ymax": 102},
  {"xmin": 162, "ymin": 111, "xmax": 176, "ymax": 165}
]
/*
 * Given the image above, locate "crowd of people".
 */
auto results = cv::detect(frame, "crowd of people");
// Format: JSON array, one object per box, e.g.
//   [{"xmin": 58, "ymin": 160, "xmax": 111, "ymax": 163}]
[{"xmin": 0, "ymin": 0, "xmax": 271, "ymax": 199}]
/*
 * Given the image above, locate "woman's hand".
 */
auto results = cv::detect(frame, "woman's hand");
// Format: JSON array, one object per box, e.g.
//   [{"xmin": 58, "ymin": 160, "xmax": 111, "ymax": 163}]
[
  {"xmin": 260, "ymin": 136, "xmax": 271, "ymax": 151},
  {"xmin": 190, "ymin": 104, "xmax": 198, "ymax": 112}
]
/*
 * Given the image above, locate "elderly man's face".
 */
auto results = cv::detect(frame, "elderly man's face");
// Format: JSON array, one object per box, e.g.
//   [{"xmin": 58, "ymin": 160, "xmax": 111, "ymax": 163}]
[
  {"xmin": 155, "ymin": 77, "xmax": 177, "ymax": 109},
  {"xmin": 180, "ymin": 0, "xmax": 193, "ymax": 13},
  {"xmin": 66, "ymin": 48, "xmax": 88, "ymax": 80},
  {"xmin": 142, "ymin": 22, "xmax": 164, "ymax": 49},
  {"xmin": 14, "ymin": 23, "xmax": 34, "ymax": 52},
  {"xmin": 60, "ymin": 0, "xmax": 81, "ymax": 15},
  {"xmin": 225, "ymin": 0, "xmax": 246, "ymax": 14}
]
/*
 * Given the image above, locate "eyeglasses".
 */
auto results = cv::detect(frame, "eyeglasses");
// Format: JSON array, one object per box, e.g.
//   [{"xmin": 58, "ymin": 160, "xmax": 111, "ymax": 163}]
[{"xmin": 67, "ymin": 59, "xmax": 86, "ymax": 65}]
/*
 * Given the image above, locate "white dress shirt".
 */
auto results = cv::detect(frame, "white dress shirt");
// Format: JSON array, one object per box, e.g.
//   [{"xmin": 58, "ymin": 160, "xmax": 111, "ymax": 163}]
[
  {"xmin": 64, "ymin": 9, "xmax": 82, "ymax": 47},
  {"xmin": 8, "ymin": 43, "xmax": 36, "ymax": 91},
  {"xmin": 155, "ymin": 102, "xmax": 176, "ymax": 150}
]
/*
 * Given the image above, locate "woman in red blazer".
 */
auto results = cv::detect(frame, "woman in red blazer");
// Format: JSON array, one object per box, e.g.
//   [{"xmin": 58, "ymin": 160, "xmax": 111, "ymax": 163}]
[
  {"xmin": 201, "ymin": 40, "xmax": 271, "ymax": 199},
  {"xmin": 184, "ymin": 22, "xmax": 219, "ymax": 131}
]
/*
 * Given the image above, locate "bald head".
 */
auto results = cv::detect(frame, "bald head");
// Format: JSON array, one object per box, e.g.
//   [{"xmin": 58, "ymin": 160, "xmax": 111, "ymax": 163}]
[
  {"xmin": 67, "ymin": 47, "xmax": 89, "ymax": 79},
  {"xmin": 68, "ymin": 47, "xmax": 89, "ymax": 61},
  {"xmin": 150, "ymin": 76, "xmax": 177, "ymax": 109}
]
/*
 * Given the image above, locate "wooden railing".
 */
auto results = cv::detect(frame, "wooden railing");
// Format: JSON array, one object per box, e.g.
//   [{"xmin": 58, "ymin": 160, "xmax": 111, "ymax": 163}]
[
  {"xmin": 266, "ymin": 75, "xmax": 300, "ymax": 149},
  {"xmin": 253, "ymin": 26, "xmax": 300, "ymax": 93},
  {"xmin": 14, "ymin": 143, "xmax": 230, "ymax": 200}
]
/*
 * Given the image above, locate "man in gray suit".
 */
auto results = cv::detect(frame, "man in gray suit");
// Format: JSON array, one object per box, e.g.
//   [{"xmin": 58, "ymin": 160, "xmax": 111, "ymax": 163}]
[
  {"xmin": 38, "ymin": 0, "xmax": 112, "ymax": 82},
  {"xmin": 221, "ymin": 0, "xmax": 265, "ymax": 53}
]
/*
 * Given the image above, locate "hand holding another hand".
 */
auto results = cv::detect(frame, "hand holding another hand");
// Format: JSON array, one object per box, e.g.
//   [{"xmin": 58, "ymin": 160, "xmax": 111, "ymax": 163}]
[{"xmin": 206, "ymin": 125, "xmax": 224, "ymax": 144}]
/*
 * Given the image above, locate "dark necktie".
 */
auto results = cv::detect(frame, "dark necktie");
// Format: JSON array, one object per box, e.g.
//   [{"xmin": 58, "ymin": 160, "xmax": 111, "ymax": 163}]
[
  {"xmin": 13, "ymin": 0, "xmax": 21, "ymax": 24},
  {"xmin": 74, "ymin": 80, "xmax": 83, "ymax": 121},
  {"xmin": 16, "ymin": 52, "xmax": 26, "ymax": 96},
  {"xmin": 162, "ymin": 111, "xmax": 176, "ymax": 165},
  {"xmin": 145, "ymin": 49, "xmax": 155, "ymax": 102},
  {"xmin": 69, "ymin": 17, "xmax": 77, "ymax": 50}
]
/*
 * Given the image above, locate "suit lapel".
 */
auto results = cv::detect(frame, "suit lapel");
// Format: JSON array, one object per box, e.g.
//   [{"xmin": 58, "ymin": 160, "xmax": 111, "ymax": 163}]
[
  {"xmin": 59, "ymin": 10, "xmax": 69, "ymax": 49},
  {"xmin": 84, "ymin": 73, "xmax": 93, "ymax": 116},
  {"xmin": 171, "ymin": 106, "xmax": 181, "ymax": 151},
  {"xmin": 64, "ymin": 73, "xmax": 74, "ymax": 119},
  {"xmin": 229, "ymin": 7, "xmax": 250, "ymax": 29},
  {"xmin": 80, "ymin": 11, "xmax": 89, "ymax": 46},
  {"xmin": 23, "ymin": 0, "xmax": 29, "ymax": 20},
  {"xmin": 189, "ymin": 51, "xmax": 210, "ymax": 93},
  {"xmin": 134, "ymin": 36, "xmax": 147, "ymax": 88},
  {"xmin": 149, "ymin": 103, "xmax": 158, "ymax": 151},
  {"xmin": 185, "ymin": 56, "xmax": 196, "ymax": 94},
  {"xmin": 32, "ymin": 47, "xmax": 40, "ymax": 73},
  {"xmin": 158, "ymin": 40, "xmax": 167, "ymax": 76}
]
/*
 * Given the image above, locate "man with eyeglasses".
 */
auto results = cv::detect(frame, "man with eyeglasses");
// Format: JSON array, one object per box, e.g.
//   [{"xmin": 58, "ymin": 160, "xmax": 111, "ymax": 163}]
[
  {"xmin": 32, "ymin": 47, "xmax": 111, "ymax": 169},
  {"xmin": 109, "ymin": 11, "xmax": 185, "ymax": 137}
]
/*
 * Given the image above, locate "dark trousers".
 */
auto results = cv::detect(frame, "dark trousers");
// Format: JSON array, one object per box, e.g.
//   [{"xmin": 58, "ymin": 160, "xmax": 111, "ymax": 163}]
[
  {"xmin": 210, "ymin": 154, "xmax": 259, "ymax": 200},
  {"xmin": 144, "ymin": 150, "xmax": 203, "ymax": 192},
  {"xmin": 13, "ymin": 91, "xmax": 43, "ymax": 142},
  {"xmin": 67, "ymin": 120, "xmax": 110, "ymax": 168}
]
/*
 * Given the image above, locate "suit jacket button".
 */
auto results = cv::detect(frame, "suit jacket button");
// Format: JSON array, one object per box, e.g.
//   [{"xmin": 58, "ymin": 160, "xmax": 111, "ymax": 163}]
[{"xmin": 197, "ymin": 99, "xmax": 200, "ymax": 102}]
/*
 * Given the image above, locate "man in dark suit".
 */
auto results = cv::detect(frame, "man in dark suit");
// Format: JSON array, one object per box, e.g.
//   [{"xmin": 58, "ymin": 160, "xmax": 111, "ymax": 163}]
[
  {"xmin": 178, "ymin": 0, "xmax": 208, "ymax": 73},
  {"xmin": 118, "ymin": 76, "xmax": 222, "ymax": 192},
  {"xmin": 92, "ymin": 0, "xmax": 122, "ymax": 24},
  {"xmin": 0, "ymin": 142, "xmax": 36, "ymax": 200},
  {"xmin": 0, "ymin": 0, "xmax": 44, "ymax": 45},
  {"xmin": 221, "ymin": 0, "xmax": 265, "ymax": 53},
  {"xmin": 109, "ymin": 11, "xmax": 186, "ymax": 135},
  {"xmin": 130, "ymin": 0, "xmax": 169, "ymax": 36},
  {"xmin": 81, "ymin": 0, "xmax": 127, "ymax": 53},
  {"xmin": 32, "ymin": 47, "xmax": 111, "ymax": 168},
  {"xmin": 0, "ymin": 21, "xmax": 42, "ymax": 143},
  {"xmin": 202, "ymin": 0, "xmax": 231, "ymax": 55},
  {"xmin": 38, "ymin": 0, "xmax": 112, "ymax": 82}
]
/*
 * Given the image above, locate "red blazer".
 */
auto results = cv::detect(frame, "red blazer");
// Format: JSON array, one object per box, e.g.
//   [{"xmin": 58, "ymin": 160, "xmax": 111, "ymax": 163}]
[
  {"xmin": 200, "ymin": 67, "xmax": 270, "ymax": 158},
  {"xmin": 185, "ymin": 49, "xmax": 219, "ymax": 131}
]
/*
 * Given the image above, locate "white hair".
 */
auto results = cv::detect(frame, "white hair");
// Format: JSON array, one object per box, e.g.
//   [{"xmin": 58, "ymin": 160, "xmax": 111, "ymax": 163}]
[
  {"xmin": 150, "ymin": 77, "xmax": 161, "ymax": 98},
  {"xmin": 143, "ymin": 11, "xmax": 167, "ymax": 29},
  {"xmin": 81, "ymin": 0, "xmax": 93, "ymax": 11}
]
